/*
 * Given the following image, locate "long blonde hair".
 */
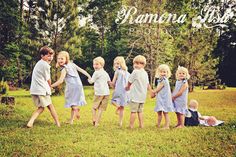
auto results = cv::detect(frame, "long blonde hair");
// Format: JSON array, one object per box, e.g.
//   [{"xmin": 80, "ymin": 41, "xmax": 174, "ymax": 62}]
[
  {"xmin": 113, "ymin": 56, "xmax": 127, "ymax": 71},
  {"xmin": 56, "ymin": 51, "xmax": 70, "ymax": 68},
  {"xmin": 155, "ymin": 64, "xmax": 171, "ymax": 78}
]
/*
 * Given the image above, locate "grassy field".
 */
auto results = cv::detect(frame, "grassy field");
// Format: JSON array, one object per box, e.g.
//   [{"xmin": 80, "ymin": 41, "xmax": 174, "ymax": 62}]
[{"xmin": 0, "ymin": 87, "xmax": 236, "ymax": 157}]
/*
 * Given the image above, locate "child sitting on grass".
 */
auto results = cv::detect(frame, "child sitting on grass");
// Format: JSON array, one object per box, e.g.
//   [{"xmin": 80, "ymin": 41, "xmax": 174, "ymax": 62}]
[{"xmin": 185, "ymin": 99, "xmax": 221, "ymax": 126}]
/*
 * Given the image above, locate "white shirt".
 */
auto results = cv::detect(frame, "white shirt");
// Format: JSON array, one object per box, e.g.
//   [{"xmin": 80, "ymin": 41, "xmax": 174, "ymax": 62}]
[
  {"xmin": 128, "ymin": 68, "xmax": 149, "ymax": 103},
  {"xmin": 90, "ymin": 68, "xmax": 110, "ymax": 96},
  {"xmin": 30, "ymin": 59, "xmax": 51, "ymax": 95}
]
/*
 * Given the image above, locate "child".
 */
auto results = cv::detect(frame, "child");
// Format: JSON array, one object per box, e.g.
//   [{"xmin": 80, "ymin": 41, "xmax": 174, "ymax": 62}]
[
  {"xmin": 172, "ymin": 66, "xmax": 190, "ymax": 128},
  {"xmin": 111, "ymin": 56, "xmax": 130, "ymax": 127},
  {"xmin": 51, "ymin": 51, "xmax": 91, "ymax": 124},
  {"xmin": 88, "ymin": 57, "xmax": 111, "ymax": 127},
  {"xmin": 125, "ymin": 55, "xmax": 151, "ymax": 129},
  {"xmin": 27, "ymin": 46, "xmax": 60, "ymax": 128},
  {"xmin": 185, "ymin": 99, "xmax": 220, "ymax": 126},
  {"xmin": 152, "ymin": 64, "xmax": 174, "ymax": 129}
]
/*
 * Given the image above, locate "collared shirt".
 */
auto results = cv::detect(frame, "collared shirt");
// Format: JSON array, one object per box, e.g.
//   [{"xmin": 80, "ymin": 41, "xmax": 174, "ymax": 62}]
[
  {"xmin": 90, "ymin": 68, "xmax": 110, "ymax": 96},
  {"xmin": 30, "ymin": 59, "xmax": 51, "ymax": 95},
  {"xmin": 128, "ymin": 68, "xmax": 149, "ymax": 103}
]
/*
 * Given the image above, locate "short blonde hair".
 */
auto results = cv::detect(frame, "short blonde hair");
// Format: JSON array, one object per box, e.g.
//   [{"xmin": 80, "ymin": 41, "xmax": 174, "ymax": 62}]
[
  {"xmin": 56, "ymin": 51, "xmax": 70, "ymax": 67},
  {"xmin": 113, "ymin": 56, "xmax": 127, "ymax": 71},
  {"xmin": 133, "ymin": 55, "xmax": 146, "ymax": 66},
  {"xmin": 155, "ymin": 64, "xmax": 171, "ymax": 78},
  {"xmin": 93, "ymin": 56, "xmax": 105, "ymax": 67},
  {"xmin": 189, "ymin": 99, "xmax": 199, "ymax": 109},
  {"xmin": 176, "ymin": 66, "xmax": 190, "ymax": 80}
]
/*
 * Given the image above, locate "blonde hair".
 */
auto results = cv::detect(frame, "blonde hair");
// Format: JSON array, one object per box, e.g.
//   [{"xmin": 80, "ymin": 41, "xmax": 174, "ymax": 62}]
[
  {"xmin": 176, "ymin": 66, "xmax": 190, "ymax": 80},
  {"xmin": 133, "ymin": 55, "xmax": 146, "ymax": 66},
  {"xmin": 93, "ymin": 56, "xmax": 105, "ymax": 67},
  {"xmin": 113, "ymin": 56, "xmax": 127, "ymax": 71},
  {"xmin": 189, "ymin": 99, "xmax": 199, "ymax": 109},
  {"xmin": 155, "ymin": 64, "xmax": 171, "ymax": 78},
  {"xmin": 56, "ymin": 51, "xmax": 70, "ymax": 68}
]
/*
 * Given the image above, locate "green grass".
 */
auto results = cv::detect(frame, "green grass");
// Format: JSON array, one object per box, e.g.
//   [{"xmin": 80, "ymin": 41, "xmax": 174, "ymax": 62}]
[{"xmin": 0, "ymin": 87, "xmax": 236, "ymax": 157}]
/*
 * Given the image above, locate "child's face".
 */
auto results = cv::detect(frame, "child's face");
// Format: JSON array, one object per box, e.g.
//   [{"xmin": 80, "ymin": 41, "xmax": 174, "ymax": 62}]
[
  {"xmin": 93, "ymin": 61, "xmax": 103, "ymax": 70},
  {"xmin": 114, "ymin": 61, "xmax": 120, "ymax": 70},
  {"xmin": 57, "ymin": 55, "xmax": 66, "ymax": 66},
  {"xmin": 189, "ymin": 103, "xmax": 198, "ymax": 110},
  {"xmin": 133, "ymin": 62, "xmax": 144, "ymax": 69},
  {"xmin": 41, "ymin": 54, "xmax": 54, "ymax": 64},
  {"xmin": 177, "ymin": 70, "xmax": 187, "ymax": 80},
  {"xmin": 160, "ymin": 69, "xmax": 168, "ymax": 77}
]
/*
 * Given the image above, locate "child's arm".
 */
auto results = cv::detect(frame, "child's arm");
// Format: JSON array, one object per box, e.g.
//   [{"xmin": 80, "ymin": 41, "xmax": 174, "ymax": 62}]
[
  {"xmin": 88, "ymin": 72, "xmax": 97, "ymax": 84},
  {"xmin": 172, "ymin": 82, "xmax": 188, "ymax": 100},
  {"xmin": 150, "ymin": 83, "xmax": 164, "ymax": 98},
  {"xmin": 47, "ymin": 79, "xmax": 52, "ymax": 87},
  {"xmin": 125, "ymin": 82, "xmax": 132, "ymax": 91},
  {"xmin": 51, "ymin": 69, "xmax": 66, "ymax": 88},
  {"xmin": 74, "ymin": 64, "xmax": 91, "ymax": 79},
  {"xmin": 110, "ymin": 72, "xmax": 118, "ymax": 88}
]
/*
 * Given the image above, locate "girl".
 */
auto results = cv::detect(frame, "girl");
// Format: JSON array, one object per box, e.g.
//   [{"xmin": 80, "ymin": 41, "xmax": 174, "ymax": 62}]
[
  {"xmin": 111, "ymin": 56, "xmax": 130, "ymax": 127},
  {"xmin": 172, "ymin": 66, "xmax": 190, "ymax": 128},
  {"xmin": 51, "ymin": 51, "xmax": 91, "ymax": 124},
  {"xmin": 152, "ymin": 64, "xmax": 174, "ymax": 129}
]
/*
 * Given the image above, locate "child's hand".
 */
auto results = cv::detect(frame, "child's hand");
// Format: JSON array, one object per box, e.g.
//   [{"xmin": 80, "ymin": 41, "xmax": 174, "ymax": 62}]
[
  {"xmin": 172, "ymin": 96, "xmax": 176, "ymax": 101},
  {"xmin": 150, "ymin": 91, "xmax": 156, "ymax": 98},
  {"xmin": 108, "ymin": 82, "xmax": 114, "ymax": 88},
  {"xmin": 125, "ymin": 86, "xmax": 130, "ymax": 91},
  {"xmin": 88, "ymin": 79, "xmax": 92, "ymax": 84}
]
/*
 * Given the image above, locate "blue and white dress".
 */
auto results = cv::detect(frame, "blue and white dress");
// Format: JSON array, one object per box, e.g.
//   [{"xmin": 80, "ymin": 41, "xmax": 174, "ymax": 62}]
[
  {"xmin": 172, "ymin": 79, "xmax": 188, "ymax": 114},
  {"xmin": 154, "ymin": 77, "xmax": 174, "ymax": 112},
  {"xmin": 111, "ymin": 68, "xmax": 130, "ymax": 106},
  {"xmin": 62, "ymin": 63, "xmax": 86, "ymax": 108}
]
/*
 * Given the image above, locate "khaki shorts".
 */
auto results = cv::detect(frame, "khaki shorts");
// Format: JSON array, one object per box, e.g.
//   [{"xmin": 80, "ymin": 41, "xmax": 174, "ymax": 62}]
[
  {"xmin": 32, "ymin": 95, "xmax": 52, "ymax": 107},
  {"xmin": 93, "ymin": 95, "xmax": 109, "ymax": 111},
  {"xmin": 129, "ymin": 101, "xmax": 144, "ymax": 113}
]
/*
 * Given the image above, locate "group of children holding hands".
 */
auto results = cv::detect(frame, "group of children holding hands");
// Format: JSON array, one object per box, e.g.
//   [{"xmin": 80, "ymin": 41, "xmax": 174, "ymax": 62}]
[{"xmin": 27, "ymin": 46, "xmax": 219, "ymax": 129}]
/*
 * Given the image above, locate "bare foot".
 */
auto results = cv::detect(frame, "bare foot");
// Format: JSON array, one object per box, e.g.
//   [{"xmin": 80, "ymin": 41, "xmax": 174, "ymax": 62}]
[
  {"xmin": 26, "ymin": 123, "xmax": 33, "ymax": 128},
  {"xmin": 161, "ymin": 126, "xmax": 170, "ymax": 130},
  {"xmin": 175, "ymin": 125, "xmax": 184, "ymax": 129},
  {"xmin": 94, "ymin": 122, "xmax": 99, "ymax": 127}
]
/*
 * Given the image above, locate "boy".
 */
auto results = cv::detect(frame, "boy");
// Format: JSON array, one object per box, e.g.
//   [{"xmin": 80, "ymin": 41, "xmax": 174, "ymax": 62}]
[
  {"xmin": 125, "ymin": 55, "xmax": 151, "ymax": 129},
  {"xmin": 88, "ymin": 56, "xmax": 111, "ymax": 127},
  {"xmin": 185, "ymin": 99, "xmax": 218, "ymax": 126},
  {"xmin": 26, "ymin": 46, "xmax": 60, "ymax": 128}
]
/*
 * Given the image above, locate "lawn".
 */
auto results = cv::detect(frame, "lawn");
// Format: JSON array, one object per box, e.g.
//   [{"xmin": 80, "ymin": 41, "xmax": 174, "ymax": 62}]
[{"xmin": 0, "ymin": 87, "xmax": 236, "ymax": 157}]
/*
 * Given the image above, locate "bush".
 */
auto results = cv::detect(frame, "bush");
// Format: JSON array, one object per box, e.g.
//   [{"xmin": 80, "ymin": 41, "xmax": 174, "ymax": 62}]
[{"xmin": 0, "ymin": 78, "xmax": 9, "ymax": 95}]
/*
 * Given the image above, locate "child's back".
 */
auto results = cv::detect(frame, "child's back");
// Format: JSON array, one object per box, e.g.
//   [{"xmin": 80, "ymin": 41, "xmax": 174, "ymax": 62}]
[{"xmin": 129, "ymin": 69, "xmax": 149, "ymax": 103}]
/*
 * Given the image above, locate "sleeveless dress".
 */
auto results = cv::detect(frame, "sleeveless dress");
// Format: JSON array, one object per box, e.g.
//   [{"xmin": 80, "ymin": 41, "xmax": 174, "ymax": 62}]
[
  {"xmin": 62, "ymin": 63, "xmax": 86, "ymax": 108},
  {"xmin": 172, "ymin": 80, "xmax": 188, "ymax": 114},
  {"xmin": 154, "ymin": 77, "xmax": 174, "ymax": 112},
  {"xmin": 111, "ymin": 68, "xmax": 130, "ymax": 106}
]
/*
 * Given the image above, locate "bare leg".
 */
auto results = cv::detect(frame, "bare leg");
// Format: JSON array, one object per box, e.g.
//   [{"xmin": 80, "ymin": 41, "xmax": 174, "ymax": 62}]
[
  {"xmin": 157, "ymin": 111, "xmax": 162, "ymax": 128},
  {"xmin": 175, "ymin": 113, "xmax": 181, "ymax": 127},
  {"xmin": 176, "ymin": 113, "xmax": 185, "ymax": 128},
  {"xmin": 47, "ymin": 104, "xmax": 60, "ymax": 127},
  {"xmin": 95, "ymin": 109, "xmax": 103, "ymax": 127},
  {"xmin": 138, "ymin": 112, "xmax": 144, "ymax": 128},
  {"xmin": 27, "ymin": 107, "xmax": 44, "ymax": 128},
  {"xmin": 119, "ymin": 106, "xmax": 124, "ymax": 127},
  {"xmin": 69, "ymin": 106, "xmax": 80, "ymax": 124},
  {"xmin": 163, "ymin": 112, "xmax": 170, "ymax": 129},
  {"xmin": 92, "ymin": 108, "xmax": 97, "ymax": 125},
  {"xmin": 130, "ymin": 112, "xmax": 136, "ymax": 129}
]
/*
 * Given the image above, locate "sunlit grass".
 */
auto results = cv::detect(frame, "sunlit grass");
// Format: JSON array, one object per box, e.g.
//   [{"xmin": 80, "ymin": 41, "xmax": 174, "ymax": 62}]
[{"xmin": 0, "ymin": 87, "xmax": 235, "ymax": 157}]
